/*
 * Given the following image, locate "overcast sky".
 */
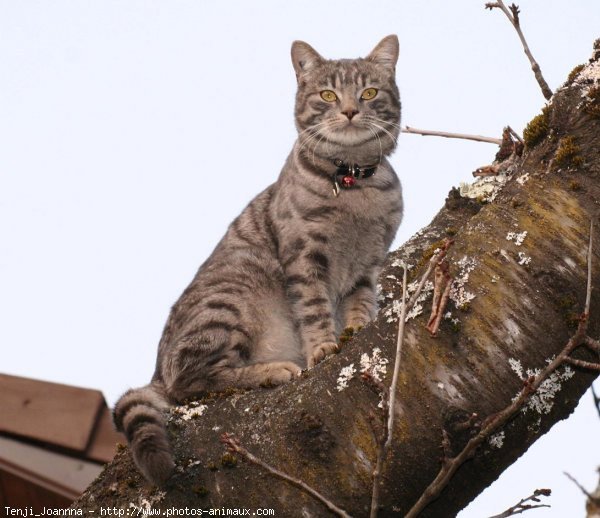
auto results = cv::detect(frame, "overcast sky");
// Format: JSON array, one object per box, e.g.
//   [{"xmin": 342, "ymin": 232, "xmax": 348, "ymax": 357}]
[{"xmin": 1, "ymin": 1, "xmax": 599, "ymax": 515}]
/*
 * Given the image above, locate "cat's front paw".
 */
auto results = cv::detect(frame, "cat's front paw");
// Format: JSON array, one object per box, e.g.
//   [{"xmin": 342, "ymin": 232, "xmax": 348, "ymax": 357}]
[
  {"xmin": 307, "ymin": 341, "xmax": 339, "ymax": 369},
  {"xmin": 259, "ymin": 361, "xmax": 303, "ymax": 387}
]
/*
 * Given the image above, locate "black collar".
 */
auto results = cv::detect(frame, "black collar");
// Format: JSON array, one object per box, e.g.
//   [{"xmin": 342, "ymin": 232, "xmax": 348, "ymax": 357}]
[{"xmin": 332, "ymin": 159, "xmax": 378, "ymax": 196}]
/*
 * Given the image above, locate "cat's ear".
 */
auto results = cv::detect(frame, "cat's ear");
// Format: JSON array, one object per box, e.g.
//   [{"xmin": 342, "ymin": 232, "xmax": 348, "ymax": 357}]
[
  {"xmin": 291, "ymin": 41, "xmax": 325, "ymax": 79},
  {"xmin": 367, "ymin": 35, "xmax": 399, "ymax": 70}
]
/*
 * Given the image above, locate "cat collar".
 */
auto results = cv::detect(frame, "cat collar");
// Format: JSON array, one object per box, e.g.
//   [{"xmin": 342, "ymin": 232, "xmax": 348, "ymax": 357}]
[{"xmin": 332, "ymin": 159, "xmax": 377, "ymax": 196}]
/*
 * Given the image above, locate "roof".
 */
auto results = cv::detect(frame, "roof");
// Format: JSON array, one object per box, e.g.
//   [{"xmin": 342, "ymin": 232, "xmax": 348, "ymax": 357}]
[{"xmin": 0, "ymin": 373, "xmax": 126, "ymax": 510}]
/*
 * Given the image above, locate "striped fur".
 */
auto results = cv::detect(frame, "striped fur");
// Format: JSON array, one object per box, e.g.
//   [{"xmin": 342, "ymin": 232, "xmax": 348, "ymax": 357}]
[{"xmin": 114, "ymin": 35, "xmax": 403, "ymax": 486}]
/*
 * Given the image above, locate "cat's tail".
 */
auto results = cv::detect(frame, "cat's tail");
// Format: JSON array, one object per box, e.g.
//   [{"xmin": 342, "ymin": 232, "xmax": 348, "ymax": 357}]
[{"xmin": 113, "ymin": 382, "xmax": 175, "ymax": 486}]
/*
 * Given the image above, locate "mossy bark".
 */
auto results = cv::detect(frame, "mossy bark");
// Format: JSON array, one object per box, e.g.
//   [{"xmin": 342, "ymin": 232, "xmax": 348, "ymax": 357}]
[{"xmin": 73, "ymin": 46, "xmax": 600, "ymax": 517}]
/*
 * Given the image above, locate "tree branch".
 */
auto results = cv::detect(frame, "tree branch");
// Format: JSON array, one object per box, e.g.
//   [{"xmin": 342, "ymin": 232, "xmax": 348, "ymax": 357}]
[
  {"xmin": 488, "ymin": 488, "xmax": 551, "ymax": 518},
  {"xmin": 564, "ymin": 357, "xmax": 600, "ymax": 372},
  {"xmin": 564, "ymin": 471, "xmax": 600, "ymax": 504},
  {"xmin": 592, "ymin": 384, "xmax": 600, "ymax": 419},
  {"xmin": 485, "ymin": 1, "xmax": 553, "ymax": 100},
  {"xmin": 402, "ymin": 126, "xmax": 502, "ymax": 145}
]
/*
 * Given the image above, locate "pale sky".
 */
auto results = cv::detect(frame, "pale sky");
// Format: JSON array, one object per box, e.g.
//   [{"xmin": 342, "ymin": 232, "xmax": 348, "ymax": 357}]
[{"xmin": 1, "ymin": 1, "xmax": 599, "ymax": 515}]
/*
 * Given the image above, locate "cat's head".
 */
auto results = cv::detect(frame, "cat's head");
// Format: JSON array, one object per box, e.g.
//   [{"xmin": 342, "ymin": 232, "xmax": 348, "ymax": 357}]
[{"xmin": 291, "ymin": 35, "xmax": 400, "ymax": 164}]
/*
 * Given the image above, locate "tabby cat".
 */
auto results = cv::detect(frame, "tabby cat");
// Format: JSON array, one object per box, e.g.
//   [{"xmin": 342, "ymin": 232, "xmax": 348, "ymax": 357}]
[{"xmin": 114, "ymin": 35, "xmax": 403, "ymax": 486}]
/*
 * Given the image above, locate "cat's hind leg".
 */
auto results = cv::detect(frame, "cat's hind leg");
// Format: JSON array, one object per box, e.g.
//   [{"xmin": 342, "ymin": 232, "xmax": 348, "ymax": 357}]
[{"xmin": 162, "ymin": 331, "xmax": 302, "ymax": 400}]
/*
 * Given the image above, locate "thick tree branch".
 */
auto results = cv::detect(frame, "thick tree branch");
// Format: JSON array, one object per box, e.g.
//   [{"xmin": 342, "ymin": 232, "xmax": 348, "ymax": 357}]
[
  {"xmin": 405, "ymin": 222, "xmax": 596, "ymax": 516},
  {"xmin": 221, "ymin": 433, "xmax": 352, "ymax": 518}
]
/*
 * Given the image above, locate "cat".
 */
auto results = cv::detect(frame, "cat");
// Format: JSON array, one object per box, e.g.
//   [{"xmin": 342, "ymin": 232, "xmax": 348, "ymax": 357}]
[{"xmin": 113, "ymin": 34, "xmax": 403, "ymax": 486}]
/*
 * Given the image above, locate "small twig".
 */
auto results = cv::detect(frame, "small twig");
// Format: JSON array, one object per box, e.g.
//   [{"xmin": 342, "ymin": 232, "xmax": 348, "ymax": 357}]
[
  {"xmin": 485, "ymin": 1, "xmax": 552, "ymax": 100},
  {"xmin": 369, "ymin": 265, "xmax": 408, "ymax": 518},
  {"xmin": 402, "ymin": 126, "xmax": 502, "ymax": 145},
  {"xmin": 407, "ymin": 239, "xmax": 454, "ymax": 311},
  {"xmin": 586, "ymin": 221, "xmax": 594, "ymax": 315},
  {"xmin": 488, "ymin": 488, "xmax": 551, "ymax": 517},
  {"xmin": 584, "ymin": 336, "xmax": 600, "ymax": 353},
  {"xmin": 564, "ymin": 357, "xmax": 600, "ymax": 372},
  {"xmin": 220, "ymin": 433, "xmax": 352, "ymax": 518},
  {"xmin": 564, "ymin": 471, "xmax": 600, "ymax": 504},
  {"xmin": 426, "ymin": 259, "xmax": 453, "ymax": 336},
  {"xmin": 592, "ymin": 384, "xmax": 600, "ymax": 419},
  {"xmin": 441, "ymin": 429, "xmax": 453, "ymax": 461},
  {"xmin": 507, "ymin": 125, "xmax": 524, "ymax": 144}
]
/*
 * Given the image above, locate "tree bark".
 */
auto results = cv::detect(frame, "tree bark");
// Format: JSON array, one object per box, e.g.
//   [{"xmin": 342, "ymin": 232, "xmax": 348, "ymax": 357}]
[{"xmin": 74, "ymin": 44, "xmax": 600, "ymax": 517}]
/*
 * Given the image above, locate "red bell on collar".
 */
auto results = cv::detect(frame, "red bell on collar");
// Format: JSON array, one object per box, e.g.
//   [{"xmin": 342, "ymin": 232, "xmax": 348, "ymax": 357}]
[{"xmin": 341, "ymin": 175, "xmax": 356, "ymax": 188}]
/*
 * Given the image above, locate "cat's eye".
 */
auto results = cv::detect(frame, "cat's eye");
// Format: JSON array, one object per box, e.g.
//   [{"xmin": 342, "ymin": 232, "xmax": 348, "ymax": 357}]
[
  {"xmin": 361, "ymin": 88, "xmax": 378, "ymax": 100},
  {"xmin": 320, "ymin": 90, "xmax": 338, "ymax": 102}
]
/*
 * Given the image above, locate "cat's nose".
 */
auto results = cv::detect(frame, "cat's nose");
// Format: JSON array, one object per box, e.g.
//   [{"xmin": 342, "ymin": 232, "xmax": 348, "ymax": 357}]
[{"xmin": 342, "ymin": 109, "xmax": 359, "ymax": 120}]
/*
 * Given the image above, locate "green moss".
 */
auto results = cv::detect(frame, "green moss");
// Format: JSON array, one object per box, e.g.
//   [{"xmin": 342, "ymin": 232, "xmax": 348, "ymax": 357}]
[
  {"xmin": 523, "ymin": 106, "xmax": 550, "ymax": 148},
  {"xmin": 566, "ymin": 64, "xmax": 585, "ymax": 84},
  {"xmin": 558, "ymin": 294, "xmax": 576, "ymax": 310},
  {"xmin": 339, "ymin": 327, "xmax": 355, "ymax": 345},
  {"xmin": 422, "ymin": 239, "xmax": 448, "ymax": 261},
  {"xmin": 554, "ymin": 136, "xmax": 583, "ymax": 168},
  {"xmin": 445, "ymin": 227, "xmax": 458, "ymax": 236},
  {"xmin": 199, "ymin": 387, "xmax": 247, "ymax": 405},
  {"xmin": 557, "ymin": 294, "xmax": 580, "ymax": 329},
  {"xmin": 221, "ymin": 452, "xmax": 238, "ymax": 468},
  {"xmin": 192, "ymin": 485, "xmax": 209, "ymax": 497},
  {"xmin": 450, "ymin": 320, "xmax": 461, "ymax": 333},
  {"xmin": 584, "ymin": 85, "xmax": 600, "ymax": 118}
]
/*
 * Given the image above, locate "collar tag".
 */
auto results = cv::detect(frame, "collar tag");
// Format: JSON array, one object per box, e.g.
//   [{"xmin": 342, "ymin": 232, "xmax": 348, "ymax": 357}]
[{"xmin": 331, "ymin": 159, "xmax": 378, "ymax": 195}]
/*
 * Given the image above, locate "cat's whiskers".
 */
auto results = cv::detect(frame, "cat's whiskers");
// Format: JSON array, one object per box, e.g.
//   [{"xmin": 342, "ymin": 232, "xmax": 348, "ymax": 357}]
[
  {"xmin": 297, "ymin": 121, "xmax": 331, "ymax": 153},
  {"xmin": 311, "ymin": 130, "xmax": 330, "ymax": 167},
  {"xmin": 367, "ymin": 115, "xmax": 402, "ymax": 131},
  {"xmin": 364, "ymin": 117, "xmax": 398, "ymax": 146},
  {"xmin": 366, "ymin": 124, "xmax": 384, "ymax": 165},
  {"xmin": 298, "ymin": 126, "xmax": 327, "ymax": 155}
]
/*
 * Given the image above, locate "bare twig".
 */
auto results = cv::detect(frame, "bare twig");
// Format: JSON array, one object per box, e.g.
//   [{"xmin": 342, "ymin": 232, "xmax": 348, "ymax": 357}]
[
  {"xmin": 387, "ymin": 264, "xmax": 409, "ymax": 452},
  {"xmin": 220, "ymin": 433, "xmax": 352, "ymax": 518},
  {"xmin": 507, "ymin": 125, "xmax": 524, "ymax": 144},
  {"xmin": 564, "ymin": 471, "xmax": 600, "ymax": 504},
  {"xmin": 564, "ymin": 357, "xmax": 600, "ymax": 372},
  {"xmin": 485, "ymin": 1, "xmax": 552, "ymax": 99},
  {"xmin": 407, "ymin": 239, "xmax": 454, "ymax": 311},
  {"xmin": 405, "ymin": 223, "xmax": 595, "ymax": 517},
  {"xmin": 586, "ymin": 221, "xmax": 594, "ymax": 315},
  {"xmin": 369, "ymin": 265, "xmax": 408, "ymax": 518},
  {"xmin": 426, "ymin": 259, "xmax": 453, "ymax": 336},
  {"xmin": 584, "ymin": 336, "xmax": 600, "ymax": 353},
  {"xmin": 402, "ymin": 126, "xmax": 502, "ymax": 145},
  {"xmin": 488, "ymin": 488, "xmax": 551, "ymax": 517},
  {"xmin": 592, "ymin": 384, "xmax": 600, "ymax": 419}
]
